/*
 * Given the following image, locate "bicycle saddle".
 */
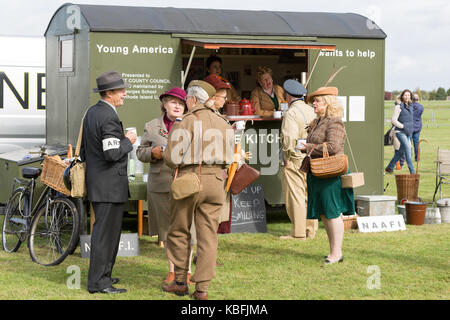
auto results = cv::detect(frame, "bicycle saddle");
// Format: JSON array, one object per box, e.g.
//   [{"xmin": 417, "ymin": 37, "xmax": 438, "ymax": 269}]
[{"xmin": 22, "ymin": 167, "xmax": 42, "ymax": 179}]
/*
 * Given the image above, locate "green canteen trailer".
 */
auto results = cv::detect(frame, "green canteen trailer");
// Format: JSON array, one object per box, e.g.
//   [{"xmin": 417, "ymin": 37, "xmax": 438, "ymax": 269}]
[{"xmin": 44, "ymin": 3, "xmax": 386, "ymax": 205}]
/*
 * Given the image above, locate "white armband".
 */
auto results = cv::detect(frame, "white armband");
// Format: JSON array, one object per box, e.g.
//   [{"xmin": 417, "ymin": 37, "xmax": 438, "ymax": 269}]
[{"xmin": 102, "ymin": 137, "xmax": 121, "ymax": 151}]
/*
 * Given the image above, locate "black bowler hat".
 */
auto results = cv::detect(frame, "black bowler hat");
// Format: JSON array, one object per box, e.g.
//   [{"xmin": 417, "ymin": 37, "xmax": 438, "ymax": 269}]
[
  {"xmin": 283, "ymin": 79, "xmax": 307, "ymax": 97},
  {"xmin": 92, "ymin": 71, "xmax": 131, "ymax": 93}
]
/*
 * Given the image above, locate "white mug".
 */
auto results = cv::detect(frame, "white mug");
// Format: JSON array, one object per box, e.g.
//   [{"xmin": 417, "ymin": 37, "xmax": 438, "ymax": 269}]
[
  {"xmin": 273, "ymin": 111, "xmax": 282, "ymax": 119},
  {"xmin": 235, "ymin": 120, "xmax": 246, "ymax": 131},
  {"xmin": 297, "ymin": 139, "xmax": 306, "ymax": 149}
]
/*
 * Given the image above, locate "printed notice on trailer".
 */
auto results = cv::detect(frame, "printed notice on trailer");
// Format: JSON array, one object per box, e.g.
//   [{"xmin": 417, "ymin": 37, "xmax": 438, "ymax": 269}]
[
  {"xmin": 349, "ymin": 96, "xmax": 365, "ymax": 121},
  {"xmin": 121, "ymin": 73, "xmax": 171, "ymax": 101}
]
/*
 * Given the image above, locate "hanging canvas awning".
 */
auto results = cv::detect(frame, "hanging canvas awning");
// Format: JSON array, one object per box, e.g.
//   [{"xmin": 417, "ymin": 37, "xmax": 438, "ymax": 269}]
[{"xmin": 182, "ymin": 38, "xmax": 336, "ymax": 51}]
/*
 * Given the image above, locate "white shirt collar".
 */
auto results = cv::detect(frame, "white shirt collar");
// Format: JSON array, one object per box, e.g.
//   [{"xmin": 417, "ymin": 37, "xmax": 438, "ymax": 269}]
[{"xmin": 101, "ymin": 99, "xmax": 118, "ymax": 114}]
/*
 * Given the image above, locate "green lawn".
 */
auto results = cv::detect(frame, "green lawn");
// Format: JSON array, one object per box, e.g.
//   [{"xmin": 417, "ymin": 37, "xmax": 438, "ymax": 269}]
[
  {"xmin": 0, "ymin": 100, "xmax": 448, "ymax": 300},
  {"xmin": 0, "ymin": 210, "xmax": 448, "ymax": 300}
]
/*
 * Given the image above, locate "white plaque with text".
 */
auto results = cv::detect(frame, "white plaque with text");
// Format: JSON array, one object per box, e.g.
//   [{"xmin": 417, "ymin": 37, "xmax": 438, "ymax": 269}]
[{"xmin": 357, "ymin": 215, "xmax": 406, "ymax": 233}]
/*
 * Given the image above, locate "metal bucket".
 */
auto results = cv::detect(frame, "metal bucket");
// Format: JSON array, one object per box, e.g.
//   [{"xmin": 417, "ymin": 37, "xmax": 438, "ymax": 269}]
[
  {"xmin": 405, "ymin": 201, "xmax": 426, "ymax": 225},
  {"xmin": 397, "ymin": 205, "xmax": 406, "ymax": 222},
  {"xmin": 425, "ymin": 207, "xmax": 441, "ymax": 224},
  {"xmin": 436, "ymin": 198, "xmax": 450, "ymax": 223}
]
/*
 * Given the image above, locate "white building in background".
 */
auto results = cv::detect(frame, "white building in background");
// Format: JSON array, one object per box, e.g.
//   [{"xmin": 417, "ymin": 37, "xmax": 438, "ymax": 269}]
[{"xmin": 0, "ymin": 35, "xmax": 45, "ymax": 153}]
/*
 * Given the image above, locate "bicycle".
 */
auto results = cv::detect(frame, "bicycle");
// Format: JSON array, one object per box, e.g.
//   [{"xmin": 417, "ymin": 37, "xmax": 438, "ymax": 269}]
[{"xmin": 2, "ymin": 153, "xmax": 80, "ymax": 266}]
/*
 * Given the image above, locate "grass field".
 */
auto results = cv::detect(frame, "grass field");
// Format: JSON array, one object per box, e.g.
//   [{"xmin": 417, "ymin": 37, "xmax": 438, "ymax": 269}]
[
  {"xmin": 0, "ymin": 217, "xmax": 449, "ymax": 300},
  {"xmin": 0, "ymin": 100, "xmax": 448, "ymax": 301}
]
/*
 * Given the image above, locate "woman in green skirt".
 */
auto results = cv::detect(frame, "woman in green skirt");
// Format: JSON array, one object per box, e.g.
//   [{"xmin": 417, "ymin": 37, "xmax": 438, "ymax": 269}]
[{"xmin": 298, "ymin": 86, "xmax": 355, "ymax": 265}]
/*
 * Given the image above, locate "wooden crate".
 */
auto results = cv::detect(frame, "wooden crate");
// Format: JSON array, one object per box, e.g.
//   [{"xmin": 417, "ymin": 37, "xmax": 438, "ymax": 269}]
[{"xmin": 343, "ymin": 214, "xmax": 359, "ymax": 230}]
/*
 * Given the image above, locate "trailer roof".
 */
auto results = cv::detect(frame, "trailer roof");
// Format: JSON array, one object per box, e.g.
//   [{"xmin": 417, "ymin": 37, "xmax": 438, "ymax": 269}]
[{"xmin": 46, "ymin": 3, "xmax": 386, "ymax": 39}]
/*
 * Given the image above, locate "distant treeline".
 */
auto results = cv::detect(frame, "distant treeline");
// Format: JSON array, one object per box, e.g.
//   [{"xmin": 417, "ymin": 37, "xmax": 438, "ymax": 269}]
[{"xmin": 385, "ymin": 87, "xmax": 450, "ymax": 101}]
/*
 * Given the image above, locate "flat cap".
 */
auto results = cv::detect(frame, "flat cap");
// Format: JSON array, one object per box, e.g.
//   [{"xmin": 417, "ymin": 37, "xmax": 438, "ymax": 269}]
[
  {"xmin": 187, "ymin": 80, "xmax": 216, "ymax": 98},
  {"xmin": 283, "ymin": 79, "xmax": 307, "ymax": 97}
]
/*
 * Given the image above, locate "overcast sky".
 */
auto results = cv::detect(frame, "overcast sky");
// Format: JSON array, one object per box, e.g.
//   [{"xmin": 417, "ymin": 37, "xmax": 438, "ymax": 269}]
[{"xmin": 0, "ymin": 0, "xmax": 449, "ymax": 91}]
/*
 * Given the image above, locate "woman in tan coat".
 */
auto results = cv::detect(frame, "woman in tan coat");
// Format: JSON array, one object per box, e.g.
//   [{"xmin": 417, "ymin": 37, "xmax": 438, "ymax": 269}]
[
  {"xmin": 251, "ymin": 66, "xmax": 285, "ymax": 117},
  {"xmin": 137, "ymin": 87, "xmax": 195, "ymax": 284}
]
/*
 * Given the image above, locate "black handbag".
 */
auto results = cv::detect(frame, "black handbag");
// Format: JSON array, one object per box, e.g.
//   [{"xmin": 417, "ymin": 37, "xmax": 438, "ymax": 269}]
[{"xmin": 384, "ymin": 126, "xmax": 394, "ymax": 146}]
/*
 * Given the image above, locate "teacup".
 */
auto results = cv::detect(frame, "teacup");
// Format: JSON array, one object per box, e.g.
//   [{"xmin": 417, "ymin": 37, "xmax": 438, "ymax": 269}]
[{"xmin": 273, "ymin": 111, "xmax": 282, "ymax": 119}]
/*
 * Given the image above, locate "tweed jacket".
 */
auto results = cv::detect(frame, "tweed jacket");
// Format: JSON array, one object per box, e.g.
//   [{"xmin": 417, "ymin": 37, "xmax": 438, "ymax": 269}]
[
  {"xmin": 305, "ymin": 116, "xmax": 346, "ymax": 159},
  {"xmin": 136, "ymin": 115, "xmax": 174, "ymax": 193},
  {"xmin": 281, "ymin": 99, "xmax": 316, "ymax": 163},
  {"xmin": 251, "ymin": 84, "xmax": 285, "ymax": 117}
]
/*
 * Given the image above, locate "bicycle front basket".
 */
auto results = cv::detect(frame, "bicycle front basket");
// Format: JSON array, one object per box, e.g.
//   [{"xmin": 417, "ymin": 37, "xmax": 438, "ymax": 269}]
[{"xmin": 41, "ymin": 155, "xmax": 71, "ymax": 196}]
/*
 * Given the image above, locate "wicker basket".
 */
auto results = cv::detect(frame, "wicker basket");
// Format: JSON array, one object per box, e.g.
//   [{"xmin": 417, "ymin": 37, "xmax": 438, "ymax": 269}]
[
  {"xmin": 343, "ymin": 214, "xmax": 359, "ymax": 230},
  {"xmin": 395, "ymin": 174, "xmax": 420, "ymax": 203},
  {"xmin": 309, "ymin": 143, "xmax": 348, "ymax": 179},
  {"xmin": 41, "ymin": 155, "xmax": 71, "ymax": 196}
]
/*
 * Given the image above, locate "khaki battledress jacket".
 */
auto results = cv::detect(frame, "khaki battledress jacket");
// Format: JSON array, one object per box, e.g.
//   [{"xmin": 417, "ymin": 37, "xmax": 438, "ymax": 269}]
[
  {"xmin": 281, "ymin": 99, "xmax": 316, "ymax": 165},
  {"xmin": 281, "ymin": 99, "xmax": 318, "ymax": 238},
  {"xmin": 162, "ymin": 103, "xmax": 234, "ymax": 291}
]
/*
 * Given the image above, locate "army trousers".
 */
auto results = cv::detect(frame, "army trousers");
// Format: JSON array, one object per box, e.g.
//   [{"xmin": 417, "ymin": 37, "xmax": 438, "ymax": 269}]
[
  {"xmin": 166, "ymin": 166, "xmax": 226, "ymax": 292},
  {"xmin": 282, "ymin": 160, "xmax": 318, "ymax": 238}
]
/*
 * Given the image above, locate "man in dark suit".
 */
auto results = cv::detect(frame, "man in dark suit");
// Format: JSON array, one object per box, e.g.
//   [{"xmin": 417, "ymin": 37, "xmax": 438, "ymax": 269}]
[{"xmin": 80, "ymin": 71, "xmax": 137, "ymax": 294}]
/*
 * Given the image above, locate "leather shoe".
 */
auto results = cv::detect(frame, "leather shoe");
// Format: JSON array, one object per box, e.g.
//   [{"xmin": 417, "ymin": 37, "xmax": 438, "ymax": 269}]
[
  {"xmin": 385, "ymin": 168, "xmax": 393, "ymax": 174},
  {"xmin": 323, "ymin": 256, "xmax": 344, "ymax": 265},
  {"xmin": 111, "ymin": 278, "xmax": 120, "ymax": 285},
  {"xmin": 88, "ymin": 286, "xmax": 127, "ymax": 294},
  {"xmin": 162, "ymin": 281, "xmax": 189, "ymax": 296},
  {"xmin": 190, "ymin": 291, "xmax": 208, "ymax": 300}
]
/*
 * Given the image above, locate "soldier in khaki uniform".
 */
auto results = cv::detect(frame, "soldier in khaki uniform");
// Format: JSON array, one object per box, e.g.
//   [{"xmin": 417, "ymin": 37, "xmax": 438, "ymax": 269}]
[
  {"xmin": 280, "ymin": 79, "xmax": 318, "ymax": 240},
  {"xmin": 162, "ymin": 80, "xmax": 234, "ymax": 300}
]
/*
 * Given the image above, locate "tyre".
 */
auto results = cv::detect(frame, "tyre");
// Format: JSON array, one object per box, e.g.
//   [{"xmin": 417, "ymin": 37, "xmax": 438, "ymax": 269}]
[
  {"xmin": 2, "ymin": 189, "xmax": 27, "ymax": 252},
  {"xmin": 28, "ymin": 197, "xmax": 80, "ymax": 266}
]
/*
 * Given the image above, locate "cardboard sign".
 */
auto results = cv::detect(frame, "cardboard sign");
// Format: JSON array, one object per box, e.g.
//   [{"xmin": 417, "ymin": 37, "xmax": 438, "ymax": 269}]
[
  {"xmin": 357, "ymin": 215, "xmax": 406, "ymax": 233},
  {"xmin": 231, "ymin": 184, "xmax": 267, "ymax": 233},
  {"xmin": 80, "ymin": 233, "xmax": 140, "ymax": 258}
]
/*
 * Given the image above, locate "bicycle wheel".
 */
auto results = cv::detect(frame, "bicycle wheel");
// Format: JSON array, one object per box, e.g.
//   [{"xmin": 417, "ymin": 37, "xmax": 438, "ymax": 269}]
[
  {"xmin": 28, "ymin": 197, "xmax": 80, "ymax": 266},
  {"xmin": 2, "ymin": 189, "xmax": 27, "ymax": 252}
]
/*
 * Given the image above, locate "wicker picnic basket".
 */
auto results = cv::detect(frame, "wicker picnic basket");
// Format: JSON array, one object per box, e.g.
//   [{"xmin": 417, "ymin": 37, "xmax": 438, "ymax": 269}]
[
  {"xmin": 41, "ymin": 155, "xmax": 71, "ymax": 196},
  {"xmin": 342, "ymin": 214, "xmax": 359, "ymax": 230}
]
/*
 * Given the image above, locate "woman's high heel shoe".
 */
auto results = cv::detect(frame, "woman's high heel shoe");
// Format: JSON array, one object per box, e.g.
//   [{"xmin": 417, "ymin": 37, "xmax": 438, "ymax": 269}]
[{"xmin": 323, "ymin": 256, "xmax": 344, "ymax": 265}]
